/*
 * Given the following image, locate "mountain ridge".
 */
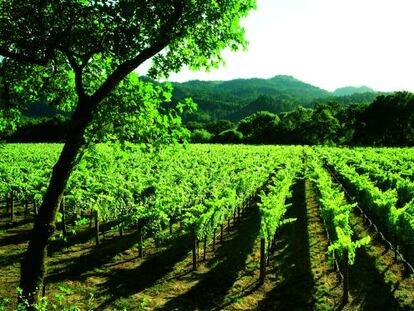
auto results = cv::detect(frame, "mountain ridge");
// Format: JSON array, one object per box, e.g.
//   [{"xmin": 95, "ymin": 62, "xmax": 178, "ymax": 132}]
[{"xmin": 170, "ymin": 75, "xmax": 379, "ymax": 121}]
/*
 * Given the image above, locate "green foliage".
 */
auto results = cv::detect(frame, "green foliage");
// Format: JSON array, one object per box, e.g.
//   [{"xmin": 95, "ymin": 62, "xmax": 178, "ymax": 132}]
[
  {"xmin": 354, "ymin": 91, "xmax": 414, "ymax": 146},
  {"xmin": 308, "ymin": 150, "xmax": 370, "ymax": 265},
  {"xmin": 191, "ymin": 129, "xmax": 213, "ymax": 143},
  {"xmin": 0, "ymin": 0, "xmax": 257, "ymax": 145},
  {"xmin": 333, "ymin": 86, "xmax": 375, "ymax": 96},
  {"xmin": 86, "ymin": 76, "xmax": 196, "ymax": 145},
  {"xmin": 322, "ymin": 147, "xmax": 414, "ymax": 253},
  {"xmin": 237, "ymin": 111, "xmax": 279, "ymax": 143},
  {"xmin": 12, "ymin": 286, "xmax": 86, "ymax": 311},
  {"xmin": 215, "ymin": 129, "xmax": 243, "ymax": 144},
  {"xmin": 258, "ymin": 150, "xmax": 302, "ymax": 245},
  {"xmin": 174, "ymin": 75, "xmax": 331, "ymax": 121}
]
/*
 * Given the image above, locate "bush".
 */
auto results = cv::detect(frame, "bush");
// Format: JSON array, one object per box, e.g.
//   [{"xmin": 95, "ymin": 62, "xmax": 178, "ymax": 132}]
[
  {"xmin": 215, "ymin": 129, "xmax": 243, "ymax": 144},
  {"xmin": 191, "ymin": 129, "xmax": 213, "ymax": 143}
]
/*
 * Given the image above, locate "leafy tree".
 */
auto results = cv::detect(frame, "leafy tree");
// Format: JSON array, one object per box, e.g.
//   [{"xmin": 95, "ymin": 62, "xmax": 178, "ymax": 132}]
[
  {"xmin": 277, "ymin": 107, "xmax": 313, "ymax": 144},
  {"xmin": 191, "ymin": 129, "xmax": 213, "ymax": 143},
  {"xmin": 238, "ymin": 111, "xmax": 279, "ymax": 143},
  {"xmin": 0, "ymin": 0, "xmax": 256, "ymax": 304},
  {"xmin": 205, "ymin": 119, "xmax": 235, "ymax": 136},
  {"xmin": 302, "ymin": 103, "xmax": 341, "ymax": 145},
  {"xmin": 354, "ymin": 92, "xmax": 414, "ymax": 146},
  {"xmin": 215, "ymin": 129, "xmax": 243, "ymax": 143}
]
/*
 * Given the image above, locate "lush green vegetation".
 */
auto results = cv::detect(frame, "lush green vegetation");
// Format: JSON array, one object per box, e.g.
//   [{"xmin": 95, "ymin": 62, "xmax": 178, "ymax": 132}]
[
  {"xmin": 6, "ymin": 75, "xmax": 384, "ymax": 143},
  {"xmin": 1, "ymin": 1, "xmax": 413, "ymax": 309},
  {"xmin": 188, "ymin": 92, "xmax": 414, "ymax": 146},
  {"xmin": 1, "ymin": 144, "xmax": 414, "ymax": 310},
  {"xmin": 0, "ymin": 0, "xmax": 259, "ymax": 303},
  {"xmin": 10, "ymin": 77, "xmax": 410, "ymax": 147}
]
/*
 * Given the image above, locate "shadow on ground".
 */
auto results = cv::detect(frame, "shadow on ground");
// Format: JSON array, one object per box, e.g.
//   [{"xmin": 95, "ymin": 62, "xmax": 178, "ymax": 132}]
[
  {"xmin": 96, "ymin": 232, "xmax": 192, "ymax": 309},
  {"xmin": 348, "ymin": 238, "xmax": 401, "ymax": 310},
  {"xmin": 156, "ymin": 204, "xmax": 261, "ymax": 311},
  {"xmin": 46, "ymin": 231, "xmax": 141, "ymax": 284},
  {"xmin": 257, "ymin": 179, "xmax": 314, "ymax": 311}
]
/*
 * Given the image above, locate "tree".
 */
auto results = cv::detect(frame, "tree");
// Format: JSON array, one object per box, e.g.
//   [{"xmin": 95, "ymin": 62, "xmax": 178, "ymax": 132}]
[
  {"xmin": 205, "ymin": 119, "xmax": 235, "ymax": 136},
  {"xmin": 237, "ymin": 111, "xmax": 279, "ymax": 143},
  {"xmin": 354, "ymin": 92, "xmax": 414, "ymax": 146},
  {"xmin": 0, "ymin": 0, "xmax": 256, "ymax": 305},
  {"xmin": 302, "ymin": 103, "xmax": 341, "ymax": 145},
  {"xmin": 215, "ymin": 128, "xmax": 243, "ymax": 143},
  {"xmin": 191, "ymin": 128, "xmax": 213, "ymax": 143}
]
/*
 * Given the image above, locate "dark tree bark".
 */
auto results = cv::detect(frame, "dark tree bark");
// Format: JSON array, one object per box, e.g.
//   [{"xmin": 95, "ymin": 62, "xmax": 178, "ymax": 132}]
[
  {"xmin": 60, "ymin": 197, "xmax": 67, "ymax": 237},
  {"xmin": 19, "ymin": 96, "xmax": 96, "ymax": 304}
]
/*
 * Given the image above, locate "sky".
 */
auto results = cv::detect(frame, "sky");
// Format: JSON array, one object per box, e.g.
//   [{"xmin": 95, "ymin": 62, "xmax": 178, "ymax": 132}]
[{"xmin": 140, "ymin": 0, "xmax": 414, "ymax": 92}]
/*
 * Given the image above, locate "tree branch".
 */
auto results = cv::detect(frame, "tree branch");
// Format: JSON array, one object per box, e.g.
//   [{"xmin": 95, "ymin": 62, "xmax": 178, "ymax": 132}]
[
  {"xmin": 64, "ymin": 50, "xmax": 86, "ymax": 99},
  {"xmin": 0, "ymin": 47, "xmax": 52, "ymax": 66},
  {"xmin": 91, "ymin": 1, "xmax": 184, "ymax": 104}
]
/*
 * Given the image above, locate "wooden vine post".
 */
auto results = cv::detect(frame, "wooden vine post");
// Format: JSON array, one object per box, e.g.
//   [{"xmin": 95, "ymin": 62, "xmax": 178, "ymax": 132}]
[
  {"xmin": 9, "ymin": 191, "xmax": 14, "ymax": 223},
  {"xmin": 89, "ymin": 209, "xmax": 93, "ymax": 228},
  {"xmin": 203, "ymin": 235, "xmax": 207, "ymax": 261},
  {"xmin": 259, "ymin": 238, "xmax": 266, "ymax": 284},
  {"xmin": 342, "ymin": 250, "xmax": 349, "ymax": 304},
  {"xmin": 393, "ymin": 230, "xmax": 398, "ymax": 262},
  {"xmin": 212, "ymin": 228, "xmax": 216, "ymax": 251},
  {"xmin": 220, "ymin": 224, "xmax": 223, "ymax": 243},
  {"xmin": 137, "ymin": 220, "xmax": 143, "ymax": 258},
  {"xmin": 192, "ymin": 227, "xmax": 198, "ymax": 271},
  {"xmin": 24, "ymin": 200, "xmax": 29, "ymax": 217},
  {"xmin": 33, "ymin": 201, "xmax": 37, "ymax": 216},
  {"xmin": 94, "ymin": 210, "xmax": 100, "ymax": 246}
]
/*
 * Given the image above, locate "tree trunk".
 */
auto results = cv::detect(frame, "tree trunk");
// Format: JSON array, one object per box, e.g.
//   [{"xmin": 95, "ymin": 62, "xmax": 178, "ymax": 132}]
[
  {"xmin": 61, "ymin": 197, "xmax": 67, "ymax": 237},
  {"xmin": 19, "ymin": 97, "xmax": 95, "ymax": 306}
]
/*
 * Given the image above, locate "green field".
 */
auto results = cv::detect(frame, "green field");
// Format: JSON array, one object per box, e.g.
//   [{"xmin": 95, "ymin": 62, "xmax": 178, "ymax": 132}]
[{"xmin": 1, "ymin": 144, "xmax": 414, "ymax": 310}]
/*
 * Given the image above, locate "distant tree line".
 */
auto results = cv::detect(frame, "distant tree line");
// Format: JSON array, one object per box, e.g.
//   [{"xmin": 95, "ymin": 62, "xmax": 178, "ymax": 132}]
[
  {"xmin": 189, "ymin": 91, "xmax": 414, "ymax": 147},
  {"xmin": 6, "ymin": 91, "xmax": 413, "ymax": 146}
]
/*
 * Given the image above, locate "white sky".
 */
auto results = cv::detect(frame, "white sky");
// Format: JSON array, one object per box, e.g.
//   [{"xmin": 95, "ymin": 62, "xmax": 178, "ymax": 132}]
[{"xmin": 141, "ymin": 0, "xmax": 414, "ymax": 92}]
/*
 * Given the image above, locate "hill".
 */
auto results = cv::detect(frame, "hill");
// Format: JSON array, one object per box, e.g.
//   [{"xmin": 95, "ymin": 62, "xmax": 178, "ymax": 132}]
[
  {"xmin": 333, "ymin": 86, "xmax": 375, "ymax": 96},
  {"xmin": 172, "ymin": 75, "xmax": 331, "ymax": 121},
  {"xmin": 23, "ymin": 75, "xmax": 380, "ymax": 123}
]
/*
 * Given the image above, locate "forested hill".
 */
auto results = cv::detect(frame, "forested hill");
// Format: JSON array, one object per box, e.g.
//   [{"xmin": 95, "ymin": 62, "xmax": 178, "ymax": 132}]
[
  {"xmin": 22, "ymin": 75, "xmax": 380, "ymax": 123},
  {"xmin": 170, "ymin": 75, "xmax": 380, "ymax": 122},
  {"xmin": 333, "ymin": 86, "xmax": 375, "ymax": 96}
]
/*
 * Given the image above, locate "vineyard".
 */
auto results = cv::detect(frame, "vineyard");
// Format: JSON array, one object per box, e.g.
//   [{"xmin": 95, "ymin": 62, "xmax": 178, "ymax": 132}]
[{"xmin": 1, "ymin": 144, "xmax": 414, "ymax": 310}]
